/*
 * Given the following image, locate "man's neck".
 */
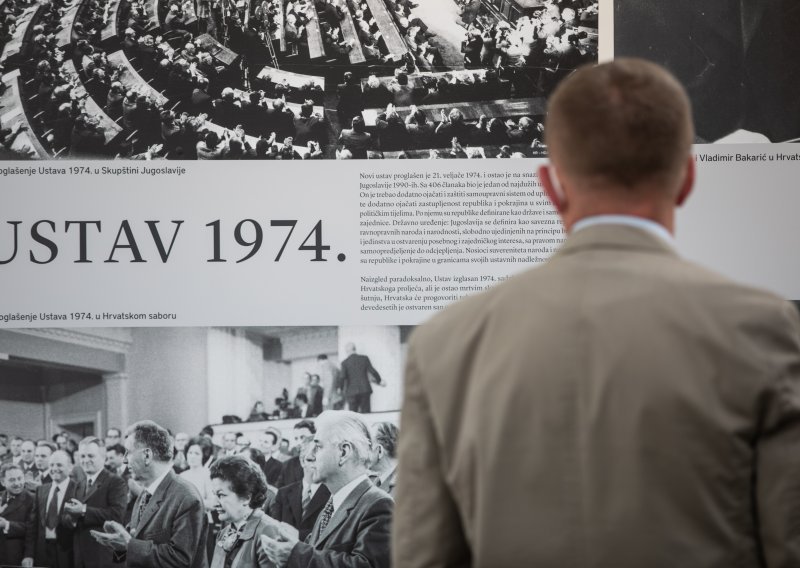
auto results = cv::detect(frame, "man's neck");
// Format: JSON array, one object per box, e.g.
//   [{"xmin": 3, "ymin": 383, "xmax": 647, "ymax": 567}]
[
  {"xmin": 372, "ymin": 458, "xmax": 395, "ymax": 475},
  {"xmin": 326, "ymin": 466, "xmax": 367, "ymax": 495},
  {"xmin": 140, "ymin": 463, "xmax": 170, "ymax": 488}
]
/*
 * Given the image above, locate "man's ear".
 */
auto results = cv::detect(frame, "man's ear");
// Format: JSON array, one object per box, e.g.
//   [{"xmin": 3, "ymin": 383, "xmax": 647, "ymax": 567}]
[
  {"xmin": 676, "ymin": 155, "xmax": 694, "ymax": 206},
  {"xmin": 539, "ymin": 164, "xmax": 567, "ymax": 213}
]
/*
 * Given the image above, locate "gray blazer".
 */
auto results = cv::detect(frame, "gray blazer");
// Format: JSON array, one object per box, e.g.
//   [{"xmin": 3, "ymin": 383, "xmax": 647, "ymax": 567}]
[
  {"xmin": 210, "ymin": 509, "xmax": 278, "ymax": 568},
  {"xmin": 123, "ymin": 470, "xmax": 208, "ymax": 568},
  {"xmin": 288, "ymin": 478, "xmax": 393, "ymax": 568},
  {"xmin": 393, "ymin": 224, "xmax": 800, "ymax": 568}
]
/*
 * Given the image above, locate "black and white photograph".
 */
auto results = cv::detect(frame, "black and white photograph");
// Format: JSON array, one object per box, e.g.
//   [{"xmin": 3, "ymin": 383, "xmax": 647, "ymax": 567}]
[
  {"xmin": 614, "ymin": 1, "xmax": 800, "ymax": 144},
  {"xmin": 0, "ymin": 0, "xmax": 597, "ymax": 160},
  {"xmin": 0, "ymin": 325, "xmax": 411, "ymax": 566}
]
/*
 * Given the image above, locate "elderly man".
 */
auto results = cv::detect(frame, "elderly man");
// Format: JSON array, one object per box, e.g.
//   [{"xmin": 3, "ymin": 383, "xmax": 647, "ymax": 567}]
[
  {"xmin": 63, "ymin": 437, "xmax": 127, "ymax": 568},
  {"xmin": 261, "ymin": 411, "xmax": 393, "ymax": 568},
  {"xmin": 393, "ymin": 58, "xmax": 800, "ymax": 567},
  {"xmin": 368, "ymin": 422, "xmax": 397, "ymax": 497},
  {"xmin": 26, "ymin": 450, "xmax": 76, "ymax": 568},
  {"xmin": 0, "ymin": 462, "xmax": 35, "ymax": 566},
  {"xmin": 91, "ymin": 421, "xmax": 208, "ymax": 568}
]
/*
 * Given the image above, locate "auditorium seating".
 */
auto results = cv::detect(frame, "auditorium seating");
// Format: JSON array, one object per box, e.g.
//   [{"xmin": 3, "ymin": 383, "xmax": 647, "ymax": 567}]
[
  {"xmin": 0, "ymin": 4, "xmax": 42, "ymax": 66},
  {"xmin": 361, "ymin": 96, "xmax": 545, "ymax": 126},
  {"xmin": 0, "ymin": 69, "xmax": 51, "ymax": 158}
]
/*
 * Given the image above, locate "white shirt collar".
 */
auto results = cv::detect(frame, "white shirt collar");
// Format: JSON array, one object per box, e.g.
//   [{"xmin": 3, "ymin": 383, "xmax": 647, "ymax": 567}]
[
  {"xmin": 146, "ymin": 468, "xmax": 171, "ymax": 496},
  {"xmin": 86, "ymin": 471, "xmax": 101, "ymax": 486},
  {"xmin": 302, "ymin": 480, "xmax": 321, "ymax": 497},
  {"xmin": 331, "ymin": 473, "xmax": 369, "ymax": 512},
  {"xmin": 572, "ymin": 215, "xmax": 675, "ymax": 247},
  {"xmin": 50, "ymin": 477, "xmax": 70, "ymax": 496}
]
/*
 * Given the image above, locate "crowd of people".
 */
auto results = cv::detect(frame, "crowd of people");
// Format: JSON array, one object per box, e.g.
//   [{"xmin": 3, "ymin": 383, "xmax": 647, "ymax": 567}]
[
  {"xmin": 0, "ymin": 411, "xmax": 399, "ymax": 567},
  {"xmin": 0, "ymin": 0, "xmax": 595, "ymax": 159}
]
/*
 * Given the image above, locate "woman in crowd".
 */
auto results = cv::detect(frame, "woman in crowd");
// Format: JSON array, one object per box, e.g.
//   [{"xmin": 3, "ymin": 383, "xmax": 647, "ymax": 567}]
[
  {"xmin": 209, "ymin": 456, "xmax": 281, "ymax": 568},
  {"xmin": 180, "ymin": 436, "xmax": 217, "ymax": 511}
]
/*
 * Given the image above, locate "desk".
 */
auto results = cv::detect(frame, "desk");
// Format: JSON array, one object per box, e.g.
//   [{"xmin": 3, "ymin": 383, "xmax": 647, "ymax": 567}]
[
  {"xmin": 195, "ymin": 33, "xmax": 240, "ymax": 67},
  {"xmin": 0, "ymin": 5, "xmax": 41, "ymax": 65},
  {"xmin": 0, "ymin": 69, "xmax": 50, "ymax": 158},
  {"xmin": 363, "ymin": 0, "xmax": 405, "ymax": 58},
  {"xmin": 202, "ymin": 120, "xmax": 309, "ymax": 156},
  {"xmin": 360, "ymin": 69, "xmax": 487, "ymax": 91},
  {"xmin": 303, "ymin": 3, "xmax": 325, "ymax": 60},
  {"xmin": 107, "ymin": 50, "xmax": 169, "ymax": 106},
  {"xmin": 100, "ymin": 0, "xmax": 124, "ymax": 43},
  {"xmin": 361, "ymin": 96, "xmax": 545, "ymax": 126},
  {"xmin": 338, "ymin": 5, "xmax": 365, "ymax": 64},
  {"xmin": 63, "ymin": 60, "xmax": 123, "ymax": 144},
  {"xmin": 256, "ymin": 67, "xmax": 324, "ymax": 90},
  {"xmin": 232, "ymin": 89, "xmax": 323, "ymax": 116},
  {"xmin": 54, "ymin": 0, "xmax": 83, "ymax": 50}
]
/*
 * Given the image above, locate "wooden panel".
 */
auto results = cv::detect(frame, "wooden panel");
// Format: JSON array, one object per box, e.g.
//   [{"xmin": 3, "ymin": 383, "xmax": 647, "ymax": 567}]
[
  {"xmin": 303, "ymin": 3, "xmax": 325, "ymax": 60},
  {"xmin": 338, "ymin": 6, "xmax": 365, "ymax": 64},
  {"xmin": 0, "ymin": 5, "xmax": 41, "ymax": 65},
  {"xmin": 361, "ymin": 97, "xmax": 545, "ymax": 126},
  {"xmin": 363, "ymin": 0, "xmax": 405, "ymax": 58},
  {"xmin": 62, "ymin": 60, "xmax": 123, "ymax": 145},
  {"xmin": 107, "ymin": 50, "xmax": 169, "ymax": 106},
  {"xmin": 0, "ymin": 69, "xmax": 50, "ymax": 158}
]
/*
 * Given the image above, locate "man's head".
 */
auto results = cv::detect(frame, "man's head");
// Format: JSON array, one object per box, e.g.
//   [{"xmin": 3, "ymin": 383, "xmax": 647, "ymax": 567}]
[
  {"xmin": 105, "ymin": 427, "xmax": 122, "ymax": 447},
  {"xmin": 48, "ymin": 450, "xmax": 72, "ymax": 483},
  {"xmin": 20, "ymin": 440, "xmax": 35, "ymax": 464},
  {"xmin": 106, "ymin": 443, "xmax": 126, "ymax": 470},
  {"xmin": 1, "ymin": 463, "xmax": 25, "ymax": 495},
  {"xmin": 222, "ymin": 432, "xmax": 237, "ymax": 451},
  {"xmin": 54, "ymin": 434, "xmax": 69, "ymax": 451},
  {"xmin": 306, "ymin": 411, "xmax": 372, "ymax": 491},
  {"xmin": 345, "ymin": 342, "xmax": 356, "ymax": 355},
  {"xmin": 10, "ymin": 436, "xmax": 22, "ymax": 457},
  {"xmin": 34, "ymin": 442, "xmax": 55, "ymax": 471},
  {"xmin": 540, "ymin": 58, "xmax": 695, "ymax": 233},
  {"xmin": 291, "ymin": 420, "xmax": 316, "ymax": 453},
  {"xmin": 124, "ymin": 421, "xmax": 174, "ymax": 483},
  {"xmin": 369, "ymin": 422, "xmax": 398, "ymax": 470},
  {"xmin": 174, "ymin": 432, "xmax": 189, "ymax": 451},
  {"xmin": 257, "ymin": 429, "xmax": 279, "ymax": 456},
  {"xmin": 79, "ymin": 436, "xmax": 106, "ymax": 476}
]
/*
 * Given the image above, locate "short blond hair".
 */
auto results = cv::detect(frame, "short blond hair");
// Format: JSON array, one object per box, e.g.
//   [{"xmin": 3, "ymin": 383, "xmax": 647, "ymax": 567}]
[{"xmin": 545, "ymin": 58, "xmax": 693, "ymax": 188}]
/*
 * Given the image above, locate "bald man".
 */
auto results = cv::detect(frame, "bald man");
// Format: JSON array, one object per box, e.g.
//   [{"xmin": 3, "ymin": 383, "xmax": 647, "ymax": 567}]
[
  {"xmin": 27, "ymin": 450, "xmax": 76, "ymax": 568},
  {"xmin": 393, "ymin": 59, "xmax": 800, "ymax": 567}
]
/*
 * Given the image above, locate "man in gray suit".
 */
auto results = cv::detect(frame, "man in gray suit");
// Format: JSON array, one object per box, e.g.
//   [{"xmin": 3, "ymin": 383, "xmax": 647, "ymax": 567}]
[
  {"xmin": 339, "ymin": 344, "xmax": 384, "ymax": 413},
  {"xmin": 92, "ymin": 421, "xmax": 208, "ymax": 568},
  {"xmin": 260, "ymin": 411, "xmax": 393, "ymax": 568},
  {"xmin": 393, "ymin": 58, "xmax": 800, "ymax": 567}
]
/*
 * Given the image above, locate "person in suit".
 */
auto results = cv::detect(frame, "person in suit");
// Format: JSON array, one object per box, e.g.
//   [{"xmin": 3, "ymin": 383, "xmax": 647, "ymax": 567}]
[
  {"xmin": 62, "ymin": 437, "xmax": 127, "ymax": 568},
  {"xmin": 260, "ymin": 411, "xmax": 393, "ymax": 568},
  {"xmin": 26, "ymin": 442, "xmax": 54, "ymax": 492},
  {"xmin": 269, "ymin": 448, "xmax": 330, "ymax": 542},
  {"xmin": 255, "ymin": 431, "xmax": 282, "ymax": 487},
  {"xmin": 104, "ymin": 443, "xmax": 137, "ymax": 526},
  {"xmin": 0, "ymin": 462, "xmax": 35, "ymax": 566},
  {"xmin": 208, "ymin": 456, "xmax": 280, "ymax": 568},
  {"xmin": 91, "ymin": 420, "xmax": 208, "ymax": 568},
  {"xmin": 392, "ymin": 58, "xmax": 800, "ymax": 567},
  {"xmin": 367, "ymin": 423, "xmax": 397, "ymax": 497},
  {"xmin": 26, "ymin": 450, "xmax": 76, "ymax": 568},
  {"xmin": 18, "ymin": 441, "xmax": 36, "ymax": 477},
  {"xmin": 276, "ymin": 421, "xmax": 315, "ymax": 488},
  {"xmin": 307, "ymin": 376, "xmax": 324, "ymax": 417},
  {"xmin": 339, "ymin": 343, "xmax": 384, "ymax": 413}
]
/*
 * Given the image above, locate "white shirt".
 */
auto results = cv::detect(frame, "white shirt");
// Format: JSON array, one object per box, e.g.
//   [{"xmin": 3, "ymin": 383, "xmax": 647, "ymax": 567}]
[
  {"xmin": 331, "ymin": 473, "xmax": 369, "ymax": 514},
  {"xmin": 45, "ymin": 478, "xmax": 71, "ymax": 539},
  {"xmin": 145, "ymin": 467, "xmax": 171, "ymax": 497},
  {"xmin": 572, "ymin": 215, "xmax": 675, "ymax": 247}
]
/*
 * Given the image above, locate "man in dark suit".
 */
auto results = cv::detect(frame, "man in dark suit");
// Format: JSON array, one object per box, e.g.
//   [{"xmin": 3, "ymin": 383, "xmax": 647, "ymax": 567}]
[
  {"xmin": 270, "ymin": 450, "xmax": 330, "ymax": 542},
  {"xmin": 104, "ymin": 443, "xmax": 136, "ymax": 526},
  {"xmin": 261, "ymin": 411, "xmax": 393, "ymax": 568},
  {"xmin": 615, "ymin": 0, "xmax": 800, "ymax": 142},
  {"xmin": 63, "ymin": 437, "xmax": 127, "ymax": 568},
  {"xmin": 339, "ymin": 343, "xmax": 384, "ymax": 413},
  {"xmin": 277, "ymin": 421, "xmax": 315, "ymax": 488},
  {"xmin": 26, "ymin": 442, "xmax": 55, "ymax": 492},
  {"xmin": 393, "ymin": 59, "xmax": 800, "ymax": 567},
  {"xmin": 256, "ymin": 430, "xmax": 283, "ymax": 487},
  {"xmin": 92, "ymin": 420, "xmax": 208, "ymax": 568},
  {"xmin": 0, "ymin": 462, "xmax": 35, "ymax": 565},
  {"xmin": 27, "ymin": 450, "xmax": 76, "ymax": 568}
]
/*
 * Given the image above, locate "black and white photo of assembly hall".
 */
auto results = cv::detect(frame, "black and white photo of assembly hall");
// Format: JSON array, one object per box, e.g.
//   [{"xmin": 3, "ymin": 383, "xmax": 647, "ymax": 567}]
[
  {"xmin": 0, "ymin": 0, "xmax": 597, "ymax": 159},
  {"xmin": 615, "ymin": 1, "xmax": 800, "ymax": 144},
  {"xmin": 0, "ymin": 326, "xmax": 409, "ymax": 567}
]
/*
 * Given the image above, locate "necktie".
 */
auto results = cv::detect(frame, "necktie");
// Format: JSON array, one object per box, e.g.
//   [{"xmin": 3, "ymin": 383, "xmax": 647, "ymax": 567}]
[
  {"xmin": 134, "ymin": 491, "xmax": 151, "ymax": 529},
  {"xmin": 301, "ymin": 486, "xmax": 312, "ymax": 515},
  {"xmin": 318, "ymin": 498, "xmax": 334, "ymax": 533},
  {"xmin": 46, "ymin": 486, "xmax": 60, "ymax": 529}
]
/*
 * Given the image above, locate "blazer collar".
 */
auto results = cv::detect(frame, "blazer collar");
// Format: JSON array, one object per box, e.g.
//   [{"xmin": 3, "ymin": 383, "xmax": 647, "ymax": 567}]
[
  {"xmin": 315, "ymin": 479, "xmax": 372, "ymax": 545},
  {"xmin": 0, "ymin": 490, "xmax": 27, "ymax": 515},
  {"xmin": 555, "ymin": 224, "xmax": 678, "ymax": 259},
  {"xmin": 82, "ymin": 468, "xmax": 107, "ymax": 501},
  {"xmin": 137, "ymin": 470, "xmax": 176, "ymax": 531},
  {"xmin": 301, "ymin": 484, "xmax": 329, "ymax": 523},
  {"xmin": 239, "ymin": 509, "xmax": 265, "ymax": 541}
]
